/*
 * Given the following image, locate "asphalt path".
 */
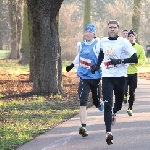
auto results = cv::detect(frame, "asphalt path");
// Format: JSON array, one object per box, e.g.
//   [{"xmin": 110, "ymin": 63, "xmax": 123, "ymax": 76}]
[{"xmin": 17, "ymin": 77, "xmax": 150, "ymax": 150}]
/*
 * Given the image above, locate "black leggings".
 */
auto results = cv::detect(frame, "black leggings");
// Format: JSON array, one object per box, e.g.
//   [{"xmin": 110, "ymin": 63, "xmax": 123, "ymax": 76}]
[
  {"xmin": 78, "ymin": 78, "xmax": 101, "ymax": 108},
  {"xmin": 102, "ymin": 77, "xmax": 125, "ymax": 132},
  {"xmin": 124, "ymin": 74, "xmax": 137, "ymax": 109}
]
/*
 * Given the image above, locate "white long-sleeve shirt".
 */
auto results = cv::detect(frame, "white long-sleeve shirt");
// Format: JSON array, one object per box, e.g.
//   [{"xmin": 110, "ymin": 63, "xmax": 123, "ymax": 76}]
[{"xmin": 100, "ymin": 37, "xmax": 136, "ymax": 77}]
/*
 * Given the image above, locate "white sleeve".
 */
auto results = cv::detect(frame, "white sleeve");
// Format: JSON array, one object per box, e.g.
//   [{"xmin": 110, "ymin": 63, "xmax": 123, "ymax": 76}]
[
  {"xmin": 93, "ymin": 38, "xmax": 101, "ymax": 58},
  {"xmin": 72, "ymin": 42, "xmax": 81, "ymax": 64},
  {"xmin": 73, "ymin": 53, "xmax": 79, "ymax": 64}
]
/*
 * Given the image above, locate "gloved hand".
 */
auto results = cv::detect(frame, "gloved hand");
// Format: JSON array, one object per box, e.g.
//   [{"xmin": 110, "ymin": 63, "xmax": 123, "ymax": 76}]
[
  {"xmin": 90, "ymin": 65, "xmax": 100, "ymax": 74},
  {"xmin": 110, "ymin": 58, "xmax": 122, "ymax": 66},
  {"xmin": 66, "ymin": 63, "xmax": 74, "ymax": 72}
]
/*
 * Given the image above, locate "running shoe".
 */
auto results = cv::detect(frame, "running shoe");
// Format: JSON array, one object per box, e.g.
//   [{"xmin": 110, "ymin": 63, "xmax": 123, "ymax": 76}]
[
  {"xmin": 111, "ymin": 113, "xmax": 116, "ymax": 125},
  {"xmin": 98, "ymin": 99, "xmax": 104, "ymax": 111},
  {"xmin": 123, "ymin": 96, "xmax": 128, "ymax": 104},
  {"xmin": 79, "ymin": 127, "xmax": 88, "ymax": 137},
  {"xmin": 106, "ymin": 132, "xmax": 113, "ymax": 145},
  {"xmin": 127, "ymin": 108, "xmax": 132, "ymax": 116}
]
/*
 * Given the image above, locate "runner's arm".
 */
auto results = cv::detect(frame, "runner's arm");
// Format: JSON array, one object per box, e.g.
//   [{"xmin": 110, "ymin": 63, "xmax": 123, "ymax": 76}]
[
  {"xmin": 122, "ymin": 53, "xmax": 138, "ymax": 64},
  {"xmin": 97, "ymin": 49, "xmax": 104, "ymax": 66}
]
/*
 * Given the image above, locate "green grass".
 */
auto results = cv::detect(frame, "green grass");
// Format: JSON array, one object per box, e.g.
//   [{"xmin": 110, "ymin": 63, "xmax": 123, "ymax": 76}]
[
  {"xmin": 0, "ymin": 50, "xmax": 10, "ymax": 59},
  {"xmin": 0, "ymin": 97, "xmax": 79, "ymax": 150},
  {"xmin": 0, "ymin": 62, "xmax": 29, "ymax": 74},
  {"xmin": 0, "ymin": 60, "xmax": 68, "ymax": 74},
  {"xmin": 0, "ymin": 61, "xmax": 79, "ymax": 150}
]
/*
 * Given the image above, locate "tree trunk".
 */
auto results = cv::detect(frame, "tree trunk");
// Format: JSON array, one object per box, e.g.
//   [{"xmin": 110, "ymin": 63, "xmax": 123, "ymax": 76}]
[
  {"xmin": 8, "ymin": 0, "xmax": 18, "ymax": 59},
  {"xmin": 0, "ymin": 1, "xmax": 3, "ymax": 50},
  {"xmin": 8, "ymin": 0, "xmax": 23, "ymax": 59},
  {"xmin": 132, "ymin": 0, "xmax": 142, "ymax": 43},
  {"xmin": 0, "ymin": 30, "xmax": 2, "ymax": 50},
  {"xmin": 16, "ymin": 0, "xmax": 24, "ymax": 60},
  {"xmin": 83, "ymin": 0, "xmax": 91, "ymax": 26},
  {"xmin": 19, "ymin": 1, "xmax": 30, "ymax": 65},
  {"xmin": 27, "ymin": 0, "xmax": 63, "ymax": 95},
  {"xmin": 83, "ymin": 0, "xmax": 91, "ymax": 39}
]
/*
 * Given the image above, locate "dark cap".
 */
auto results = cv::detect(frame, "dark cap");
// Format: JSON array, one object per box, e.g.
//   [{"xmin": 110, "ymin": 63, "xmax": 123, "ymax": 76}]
[{"xmin": 128, "ymin": 30, "xmax": 136, "ymax": 37}]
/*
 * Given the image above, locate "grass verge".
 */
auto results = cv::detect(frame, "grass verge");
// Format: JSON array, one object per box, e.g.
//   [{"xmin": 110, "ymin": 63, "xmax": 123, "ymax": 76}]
[
  {"xmin": 0, "ymin": 61, "xmax": 29, "ymax": 74},
  {"xmin": 0, "ymin": 96, "xmax": 80, "ymax": 150}
]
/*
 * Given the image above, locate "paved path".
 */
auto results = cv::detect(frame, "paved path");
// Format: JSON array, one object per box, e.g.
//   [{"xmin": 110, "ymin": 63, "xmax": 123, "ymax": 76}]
[{"xmin": 17, "ymin": 78, "xmax": 150, "ymax": 150}]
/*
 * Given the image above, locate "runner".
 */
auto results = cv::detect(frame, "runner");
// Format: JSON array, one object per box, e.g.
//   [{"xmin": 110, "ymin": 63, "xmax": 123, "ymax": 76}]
[
  {"xmin": 122, "ymin": 29, "xmax": 128, "ymax": 39},
  {"xmin": 91, "ymin": 20, "xmax": 138, "ymax": 145},
  {"xmin": 66, "ymin": 24, "xmax": 103, "ymax": 137},
  {"xmin": 124, "ymin": 30, "xmax": 145, "ymax": 116}
]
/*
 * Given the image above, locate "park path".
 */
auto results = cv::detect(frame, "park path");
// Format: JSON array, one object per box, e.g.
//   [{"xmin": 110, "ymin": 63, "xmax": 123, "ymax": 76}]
[{"xmin": 17, "ymin": 77, "xmax": 150, "ymax": 150}]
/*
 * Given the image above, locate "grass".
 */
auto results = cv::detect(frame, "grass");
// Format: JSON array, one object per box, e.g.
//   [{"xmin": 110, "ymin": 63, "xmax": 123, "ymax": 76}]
[
  {"xmin": 0, "ymin": 60, "xmax": 80, "ymax": 150},
  {"xmin": 0, "ymin": 97, "xmax": 79, "ymax": 150},
  {"xmin": 0, "ymin": 61, "xmax": 29, "ymax": 75},
  {"xmin": 0, "ymin": 50, "xmax": 10, "ymax": 59}
]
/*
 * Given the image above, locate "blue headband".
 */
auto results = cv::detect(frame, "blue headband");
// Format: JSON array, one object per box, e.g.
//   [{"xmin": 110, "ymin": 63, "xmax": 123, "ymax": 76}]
[{"xmin": 85, "ymin": 24, "xmax": 96, "ymax": 34}]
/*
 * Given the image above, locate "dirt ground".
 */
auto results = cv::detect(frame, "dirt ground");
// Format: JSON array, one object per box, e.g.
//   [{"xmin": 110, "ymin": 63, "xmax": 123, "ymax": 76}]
[
  {"xmin": 0, "ymin": 72, "xmax": 80, "ymax": 102},
  {"xmin": 0, "ymin": 72, "xmax": 149, "ymax": 100}
]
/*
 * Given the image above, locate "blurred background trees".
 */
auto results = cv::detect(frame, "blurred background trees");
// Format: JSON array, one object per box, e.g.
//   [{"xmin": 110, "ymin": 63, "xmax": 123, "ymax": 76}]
[
  {"xmin": 59, "ymin": 0, "xmax": 150, "ymax": 60},
  {"xmin": 1, "ymin": 0, "xmax": 150, "ymax": 61}
]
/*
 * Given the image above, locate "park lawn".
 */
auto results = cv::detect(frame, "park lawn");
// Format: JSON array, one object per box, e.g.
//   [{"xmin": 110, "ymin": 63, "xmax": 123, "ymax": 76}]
[
  {"xmin": 0, "ymin": 61, "xmax": 29, "ymax": 75},
  {"xmin": 0, "ymin": 50, "xmax": 10, "ymax": 59},
  {"xmin": 0, "ymin": 97, "xmax": 80, "ymax": 150},
  {"xmin": 0, "ymin": 60, "xmax": 150, "ymax": 149}
]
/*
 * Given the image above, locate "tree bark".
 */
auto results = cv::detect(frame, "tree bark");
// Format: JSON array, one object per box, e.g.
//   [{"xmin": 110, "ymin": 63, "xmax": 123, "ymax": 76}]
[
  {"xmin": 8, "ymin": 0, "xmax": 23, "ymax": 59},
  {"xmin": 8, "ymin": 0, "xmax": 18, "ymax": 59},
  {"xmin": 0, "ymin": 1, "xmax": 3, "ymax": 50},
  {"xmin": 16, "ymin": 0, "xmax": 24, "ymax": 60},
  {"xmin": 27, "ymin": 0, "xmax": 63, "ymax": 95},
  {"xmin": 19, "ymin": 1, "xmax": 30, "ymax": 65},
  {"xmin": 83, "ymin": 0, "xmax": 91, "ymax": 39},
  {"xmin": 132, "ymin": 0, "xmax": 142, "ymax": 43}
]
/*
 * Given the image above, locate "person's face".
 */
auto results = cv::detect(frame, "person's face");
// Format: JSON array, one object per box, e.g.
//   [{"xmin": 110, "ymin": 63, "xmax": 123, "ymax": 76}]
[
  {"xmin": 128, "ymin": 34, "xmax": 136, "ymax": 43},
  {"xmin": 84, "ymin": 30, "xmax": 95, "ymax": 41},
  {"xmin": 122, "ymin": 31, "xmax": 128, "ymax": 38},
  {"xmin": 108, "ymin": 24, "xmax": 119, "ymax": 37}
]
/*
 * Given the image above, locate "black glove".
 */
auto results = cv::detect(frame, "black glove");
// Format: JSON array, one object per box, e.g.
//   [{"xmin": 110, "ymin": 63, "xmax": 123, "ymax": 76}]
[
  {"xmin": 110, "ymin": 58, "xmax": 122, "ymax": 66},
  {"xmin": 66, "ymin": 63, "xmax": 74, "ymax": 72},
  {"xmin": 90, "ymin": 65, "xmax": 100, "ymax": 74}
]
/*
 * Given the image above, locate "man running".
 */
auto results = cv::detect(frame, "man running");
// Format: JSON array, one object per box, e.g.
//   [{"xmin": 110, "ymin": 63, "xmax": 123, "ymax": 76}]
[
  {"xmin": 91, "ymin": 20, "xmax": 138, "ymax": 145},
  {"xmin": 124, "ymin": 30, "xmax": 145, "ymax": 116}
]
